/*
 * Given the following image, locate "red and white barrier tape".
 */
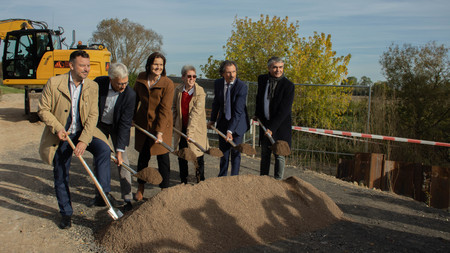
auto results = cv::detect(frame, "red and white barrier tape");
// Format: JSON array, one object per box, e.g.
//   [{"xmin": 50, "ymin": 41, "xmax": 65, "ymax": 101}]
[
  {"xmin": 252, "ymin": 120, "xmax": 449, "ymax": 147},
  {"xmin": 300, "ymin": 129, "xmax": 386, "ymax": 145},
  {"xmin": 292, "ymin": 126, "xmax": 450, "ymax": 148}
]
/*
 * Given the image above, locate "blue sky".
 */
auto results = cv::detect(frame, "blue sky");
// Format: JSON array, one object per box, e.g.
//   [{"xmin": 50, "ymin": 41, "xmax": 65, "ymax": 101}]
[{"xmin": 2, "ymin": 0, "xmax": 449, "ymax": 82}]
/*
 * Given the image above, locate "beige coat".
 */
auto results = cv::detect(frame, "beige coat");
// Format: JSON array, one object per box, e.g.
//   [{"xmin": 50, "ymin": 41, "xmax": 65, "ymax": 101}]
[
  {"xmin": 172, "ymin": 82, "xmax": 209, "ymax": 157},
  {"xmin": 134, "ymin": 72, "xmax": 174, "ymax": 155},
  {"xmin": 38, "ymin": 72, "xmax": 109, "ymax": 165}
]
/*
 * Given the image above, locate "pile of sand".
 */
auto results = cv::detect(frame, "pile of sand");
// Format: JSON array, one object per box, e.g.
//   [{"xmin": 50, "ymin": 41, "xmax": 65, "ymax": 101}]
[{"xmin": 99, "ymin": 175, "xmax": 343, "ymax": 253}]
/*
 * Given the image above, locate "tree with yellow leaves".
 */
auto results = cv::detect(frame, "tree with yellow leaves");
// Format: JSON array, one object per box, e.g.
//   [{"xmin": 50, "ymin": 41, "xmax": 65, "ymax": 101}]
[{"xmin": 290, "ymin": 32, "xmax": 352, "ymax": 128}]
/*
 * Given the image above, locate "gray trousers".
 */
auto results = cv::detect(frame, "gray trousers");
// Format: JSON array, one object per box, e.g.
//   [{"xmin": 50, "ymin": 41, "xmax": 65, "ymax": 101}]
[{"xmin": 98, "ymin": 122, "xmax": 133, "ymax": 201}]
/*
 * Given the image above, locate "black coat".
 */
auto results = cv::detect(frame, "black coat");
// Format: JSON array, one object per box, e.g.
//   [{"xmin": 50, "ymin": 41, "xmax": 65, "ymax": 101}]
[
  {"xmin": 95, "ymin": 76, "xmax": 136, "ymax": 150},
  {"xmin": 254, "ymin": 74, "xmax": 295, "ymax": 146}
]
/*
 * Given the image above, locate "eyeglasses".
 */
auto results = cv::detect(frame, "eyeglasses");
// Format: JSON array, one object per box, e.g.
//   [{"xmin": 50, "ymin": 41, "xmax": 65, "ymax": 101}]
[
  {"xmin": 187, "ymin": 75, "xmax": 197, "ymax": 79},
  {"xmin": 117, "ymin": 81, "xmax": 129, "ymax": 86}
]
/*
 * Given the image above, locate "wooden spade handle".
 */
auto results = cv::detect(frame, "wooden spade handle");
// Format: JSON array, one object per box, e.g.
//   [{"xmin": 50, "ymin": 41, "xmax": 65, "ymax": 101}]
[
  {"xmin": 209, "ymin": 125, "xmax": 237, "ymax": 147},
  {"xmin": 66, "ymin": 137, "xmax": 119, "ymax": 219},
  {"xmin": 256, "ymin": 118, "xmax": 275, "ymax": 144},
  {"xmin": 134, "ymin": 124, "xmax": 175, "ymax": 152},
  {"xmin": 110, "ymin": 154, "xmax": 138, "ymax": 175},
  {"xmin": 173, "ymin": 127, "xmax": 207, "ymax": 152}
]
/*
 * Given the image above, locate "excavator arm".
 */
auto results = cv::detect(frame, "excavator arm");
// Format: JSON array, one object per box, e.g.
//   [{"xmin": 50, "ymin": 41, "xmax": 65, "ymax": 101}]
[{"xmin": 0, "ymin": 19, "xmax": 48, "ymax": 40}]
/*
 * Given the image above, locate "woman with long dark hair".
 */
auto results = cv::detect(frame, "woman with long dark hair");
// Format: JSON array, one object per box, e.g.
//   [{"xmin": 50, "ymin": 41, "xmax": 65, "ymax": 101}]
[{"xmin": 133, "ymin": 52, "xmax": 174, "ymax": 200}]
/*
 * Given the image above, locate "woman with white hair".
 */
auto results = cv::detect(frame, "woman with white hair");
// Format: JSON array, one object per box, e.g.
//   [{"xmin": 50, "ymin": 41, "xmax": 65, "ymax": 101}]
[{"xmin": 172, "ymin": 65, "xmax": 209, "ymax": 183}]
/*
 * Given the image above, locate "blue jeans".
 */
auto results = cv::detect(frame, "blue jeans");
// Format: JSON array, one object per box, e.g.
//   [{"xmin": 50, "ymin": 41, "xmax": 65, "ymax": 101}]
[
  {"xmin": 53, "ymin": 133, "xmax": 111, "ymax": 216},
  {"xmin": 260, "ymin": 137, "xmax": 285, "ymax": 180}
]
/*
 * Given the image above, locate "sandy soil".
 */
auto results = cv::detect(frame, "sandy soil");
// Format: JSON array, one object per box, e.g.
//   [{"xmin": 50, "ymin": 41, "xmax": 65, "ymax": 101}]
[{"xmin": 0, "ymin": 93, "xmax": 449, "ymax": 252}]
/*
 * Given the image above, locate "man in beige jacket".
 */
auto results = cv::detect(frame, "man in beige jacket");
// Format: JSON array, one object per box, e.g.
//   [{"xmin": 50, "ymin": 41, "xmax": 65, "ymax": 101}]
[{"xmin": 38, "ymin": 50, "xmax": 118, "ymax": 229}]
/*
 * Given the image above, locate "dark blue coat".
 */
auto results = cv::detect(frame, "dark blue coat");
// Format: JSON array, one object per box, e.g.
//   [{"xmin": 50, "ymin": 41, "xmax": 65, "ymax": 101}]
[
  {"xmin": 210, "ymin": 77, "xmax": 250, "ymax": 136},
  {"xmin": 95, "ymin": 76, "xmax": 136, "ymax": 150}
]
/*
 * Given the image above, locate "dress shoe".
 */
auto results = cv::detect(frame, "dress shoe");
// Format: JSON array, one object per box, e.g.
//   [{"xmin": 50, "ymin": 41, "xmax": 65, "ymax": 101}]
[
  {"xmin": 123, "ymin": 201, "xmax": 133, "ymax": 212},
  {"xmin": 106, "ymin": 193, "xmax": 124, "ymax": 207},
  {"xmin": 88, "ymin": 194, "xmax": 124, "ymax": 208},
  {"xmin": 59, "ymin": 215, "xmax": 71, "ymax": 229},
  {"xmin": 88, "ymin": 196, "xmax": 106, "ymax": 207}
]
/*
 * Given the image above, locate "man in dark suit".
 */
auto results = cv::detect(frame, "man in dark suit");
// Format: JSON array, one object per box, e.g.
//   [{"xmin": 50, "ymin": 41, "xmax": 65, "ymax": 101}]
[
  {"xmin": 254, "ymin": 56, "xmax": 295, "ymax": 180},
  {"xmin": 93, "ymin": 63, "xmax": 136, "ymax": 211},
  {"xmin": 208, "ymin": 60, "xmax": 250, "ymax": 176}
]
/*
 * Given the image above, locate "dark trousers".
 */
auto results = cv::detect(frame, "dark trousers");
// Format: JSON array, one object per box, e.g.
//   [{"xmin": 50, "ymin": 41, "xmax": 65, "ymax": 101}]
[
  {"xmin": 178, "ymin": 130, "xmax": 205, "ymax": 183},
  {"xmin": 137, "ymin": 137, "xmax": 170, "ymax": 188},
  {"xmin": 260, "ymin": 136, "xmax": 286, "ymax": 180},
  {"xmin": 53, "ymin": 132, "xmax": 111, "ymax": 216},
  {"xmin": 218, "ymin": 133, "xmax": 243, "ymax": 177}
]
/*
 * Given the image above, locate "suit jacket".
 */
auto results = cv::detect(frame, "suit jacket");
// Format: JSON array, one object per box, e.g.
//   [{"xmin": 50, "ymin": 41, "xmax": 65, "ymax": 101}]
[
  {"xmin": 172, "ymin": 83, "xmax": 209, "ymax": 157},
  {"xmin": 210, "ymin": 77, "xmax": 249, "ymax": 136},
  {"xmin": 133, "ymin": 72, "xmax": 174, "ymax": 155},
  {"xmin": 95, "ymin": 76, "xmax": 136, "ymax": 151},
  {"xmin": 254, "ymin": 74, "xmax": 295, "ymax": 146},
  {"xmin": 38, "ymin": 72, "xmax": 110, "ymax": 165}
]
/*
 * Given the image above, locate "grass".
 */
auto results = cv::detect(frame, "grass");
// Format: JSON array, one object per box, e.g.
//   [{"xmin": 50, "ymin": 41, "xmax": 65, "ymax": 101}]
[{"xmin": 0, "ymin": 84, "xmax": 24, "ymax": 94}]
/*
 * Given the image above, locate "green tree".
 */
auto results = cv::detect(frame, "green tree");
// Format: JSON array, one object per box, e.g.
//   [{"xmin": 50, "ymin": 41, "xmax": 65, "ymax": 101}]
[
  {"xmin": 90, "ymin": 18, "xmax": 163, "ymax": 74},
  {"xmin": 380, "ymin": 42, "xmax": 449, "ymax": 140},
  {"xmin": 343, "ymin": 76, "xmax": 358, "ymax": 85},
  {"xmin": 200, "ymin": 55, "xmax": 222, "ymax": 79},
  {"xmin": 359, "ymin": 76, "xmax": 373, "ymax": 86},
  {"xmin": 201, "ymin": 15, "xmax": 352, "ymax": 128},
  {"xmin": 380, "ymin": 42, "xmax": 449, "ymax": 165}
]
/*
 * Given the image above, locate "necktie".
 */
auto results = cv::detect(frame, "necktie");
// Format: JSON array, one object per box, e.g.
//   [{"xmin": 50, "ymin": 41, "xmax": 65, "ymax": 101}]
[{"xmin": 225, "ymin": 84, "xmax": 231, "ymax": 120}]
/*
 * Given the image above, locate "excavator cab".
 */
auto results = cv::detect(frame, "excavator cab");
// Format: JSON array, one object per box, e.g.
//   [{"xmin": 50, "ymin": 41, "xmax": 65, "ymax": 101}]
[
  {"xmin": 0, "ymin": 18, "xmax": 110, "ymax": 117},
  {"xmin": 3, "ymin": 29, "xmax": 60, "ymax": 80}
]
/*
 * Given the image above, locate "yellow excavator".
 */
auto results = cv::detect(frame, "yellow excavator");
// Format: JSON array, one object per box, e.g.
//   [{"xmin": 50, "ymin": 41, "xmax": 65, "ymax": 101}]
[{"xmin": 0, "ymin": 19, "xmax": 111, "ymax": 115}]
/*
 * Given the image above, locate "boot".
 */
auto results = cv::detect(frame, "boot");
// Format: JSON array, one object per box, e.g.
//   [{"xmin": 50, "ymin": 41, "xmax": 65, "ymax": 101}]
[{"xmin": 134, "ymin": 183, "xmax": 145, "ymax": 201}]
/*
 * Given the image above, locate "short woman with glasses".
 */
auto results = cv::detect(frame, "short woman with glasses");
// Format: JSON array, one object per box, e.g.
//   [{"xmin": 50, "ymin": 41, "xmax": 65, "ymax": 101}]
[
  {"xmin": 172, "ymin": 65, "xmax": 209, "ymax": 184},
  {"xmin": 133, "ymin": 52, "xmax": 174, "ymax": 200}
]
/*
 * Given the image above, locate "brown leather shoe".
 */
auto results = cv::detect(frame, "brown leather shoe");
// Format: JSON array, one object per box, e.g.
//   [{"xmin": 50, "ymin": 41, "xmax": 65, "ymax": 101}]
[{"xmin": 134, "ymin": 183, "xmax": 145, "ymax": 201}]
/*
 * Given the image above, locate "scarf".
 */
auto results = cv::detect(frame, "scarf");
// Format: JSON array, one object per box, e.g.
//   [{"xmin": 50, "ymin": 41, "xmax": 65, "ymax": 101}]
[{"xmin": 267, "ymin": 74, "xmax": 284, "ymax": 100}]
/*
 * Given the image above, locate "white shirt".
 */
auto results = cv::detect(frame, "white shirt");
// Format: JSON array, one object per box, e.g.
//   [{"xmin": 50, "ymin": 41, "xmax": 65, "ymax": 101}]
[
  {"xmin": 264, "ymin": 80, "xmax": 271, "ymax": 120},
  {"xmin": 183, "ymin": 85, "xmax": 195, "ymax": 95},
  {"xmin": 101, "ymin": 83, "xmax": 120, "ymax": 125},
  {"xmin": 67, "ymin": 73, "xmax": 83, "ymax": 134},
  {"xmin": 101, "ymin": 82, "xmax": 125, "ymax": 153}
]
